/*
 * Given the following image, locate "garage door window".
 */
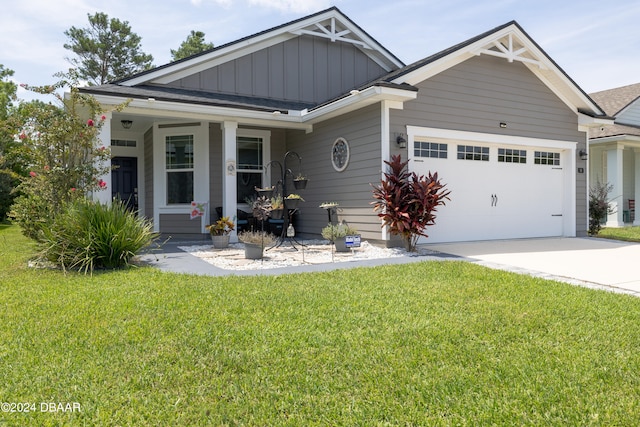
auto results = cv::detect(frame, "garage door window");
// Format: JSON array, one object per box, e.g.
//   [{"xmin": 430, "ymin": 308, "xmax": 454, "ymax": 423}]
[
  {"xmin": 534, "ymin": 151, "xmax": 560, "ymax": 165},
  {"xmin": 498, "ymin": 148, "xmax": 526, "ymax": 164},
  {"xmin": 457, "ymin": 145, "xmax": 489, "ymax": 161},
  {"xmin": 415, "ymin": 141, "xmax": 447, "ymax": 159}
]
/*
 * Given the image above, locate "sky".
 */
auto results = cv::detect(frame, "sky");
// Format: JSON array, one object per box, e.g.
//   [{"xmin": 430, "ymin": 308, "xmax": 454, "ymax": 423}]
[{"xmin": 2, "ymin": 0, "xmax": 639, "ymax": 102}]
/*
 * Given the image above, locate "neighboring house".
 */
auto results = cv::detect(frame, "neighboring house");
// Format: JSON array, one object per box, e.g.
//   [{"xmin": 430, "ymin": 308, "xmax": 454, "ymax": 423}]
[
  {"xmin": 589, "ymin": 83, "xmax": 640, "ymax": 227},
  {"xmin": 83, "ymin": 7, "xmax": 610, "ymax": 245}
]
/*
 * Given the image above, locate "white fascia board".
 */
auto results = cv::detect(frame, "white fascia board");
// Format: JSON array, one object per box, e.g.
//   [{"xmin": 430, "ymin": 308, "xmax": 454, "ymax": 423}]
[
  {"xmin": 578, "ymin": 112, "xmax": 615, "ymax": 128},
  {"xmin": 92, "ymin": 94, "xmax": 312, "ymax": 131},
  {"xmin": 407, "ymin": 125, "xmax": 578, "ymax": 150},
  {"xmin": 300, "ymin": 86, "xmax": 416, "ymax": 123},
  {"xmin": 590, "ymin": 135, "xmax": 640, "ymax": 146}
]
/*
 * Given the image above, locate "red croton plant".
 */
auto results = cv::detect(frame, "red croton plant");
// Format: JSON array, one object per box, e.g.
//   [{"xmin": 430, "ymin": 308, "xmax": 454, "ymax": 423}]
[{"xmin": 372, "ymin": 154, "xmax": 451, "ymax": 252}]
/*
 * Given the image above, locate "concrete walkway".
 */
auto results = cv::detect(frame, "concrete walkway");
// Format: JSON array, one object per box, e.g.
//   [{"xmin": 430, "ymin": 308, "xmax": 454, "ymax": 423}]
[
  {"xmin": 140, "ymin": 236, "xmax": 640, "ymax": 297},
  {"xmin": 424, "ymin": 237, "xmax": 640, "ymax": 296}
]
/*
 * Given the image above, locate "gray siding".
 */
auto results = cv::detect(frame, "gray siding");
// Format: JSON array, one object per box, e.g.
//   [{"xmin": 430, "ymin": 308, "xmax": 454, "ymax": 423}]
[
  {"xmin": 160, "ymin": 214, "xmax": 201, "ymax": 234},
  {"xmin": 167, "ymin": 35, "xmax": 388, "ymax": 106},
  {"xmin": 286, "ymin": 104, "xmax": 383, "ymax": 240},
  {"xmin": 392, "ymin": 54, "xmax": 588, "ymax": 235},
  {"xmin": 143, "ymin": 127, "xmax": 154, "ymax": 221}
]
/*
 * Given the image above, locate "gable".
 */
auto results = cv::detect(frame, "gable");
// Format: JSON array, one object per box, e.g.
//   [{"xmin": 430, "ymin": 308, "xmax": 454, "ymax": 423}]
[
  {"xmin": 163, "ymin": 35, "xmax": 390, "ymax": 105},
  {"xmin": 387, "ymin": 21, "xmax": 606, "ymax": 119},
  {"xmin": 398, "ymin": 54, "xmax": 582, "ymax": 142},
  {"xmin": 616, "ymin": 99, "xmax": 640, "ymax": 127}
]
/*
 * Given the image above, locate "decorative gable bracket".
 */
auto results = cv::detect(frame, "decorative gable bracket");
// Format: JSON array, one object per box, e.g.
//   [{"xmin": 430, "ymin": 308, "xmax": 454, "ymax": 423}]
[
  {"xmin": 291, "ymin": 17, "xmax": 373, "ymax": 50},
  {"xmin": 473, "ymin": 33, "xmax": 546, "ymax": 69}
]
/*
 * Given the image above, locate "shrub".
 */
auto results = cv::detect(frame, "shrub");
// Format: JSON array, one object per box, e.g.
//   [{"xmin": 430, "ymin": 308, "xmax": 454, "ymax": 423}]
[
  {"xmin": 321, "ymin": 222, "xmax": 358, "ymax": 241},
  {"xmin": 372, "ymin": 154, "xmax": 450, "ymax": 251},
  {"xmin": 40, "ymin": 198, "xmax": 157, "ymax": 273},
  {"xmin": 589, "ymin": 179, "xmax": 615, "ymax": 235}
]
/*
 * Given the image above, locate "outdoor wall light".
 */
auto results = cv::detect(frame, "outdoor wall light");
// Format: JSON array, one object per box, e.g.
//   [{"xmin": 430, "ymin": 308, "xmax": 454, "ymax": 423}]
[
  {"xmin": 121, "ymin": 120, "xmax": 133, "ymax": 129},
  {"xmin": 396, "ymin": 133, "xmax": 407, "ymax": 148},
  {"xmin": 579, "ymin": 149, "xmax": 588, "ymax": 161}
]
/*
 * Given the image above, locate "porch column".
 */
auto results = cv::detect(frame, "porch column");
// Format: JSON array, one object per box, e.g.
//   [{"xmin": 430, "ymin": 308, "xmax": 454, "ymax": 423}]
[
  {"xmin": 606, "ymin": 145, "xmax": 624, "ymax": 227},
  {"xmin": 634, "ymin": 149, "xmax": 640, "ymax": 226},
  {"xmin": 222, "ymin": 121, "xmax": 238, "ymax": 242},
  {"xmin": 95, "ymin": 112, "xmax": 112, "ymax": 205}
]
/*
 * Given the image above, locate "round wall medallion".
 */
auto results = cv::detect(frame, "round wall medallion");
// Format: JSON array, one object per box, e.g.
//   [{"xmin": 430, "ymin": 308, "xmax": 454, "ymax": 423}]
[{"xmin": 331, "ymin": 137, "xmax": 350, "ymax": 172}]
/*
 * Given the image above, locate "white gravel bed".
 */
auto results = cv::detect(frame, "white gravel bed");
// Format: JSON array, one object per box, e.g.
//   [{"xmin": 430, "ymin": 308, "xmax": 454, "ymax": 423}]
[{"xmin": 178, "ymin": 239, "xmax": 407, "ymax": 270}]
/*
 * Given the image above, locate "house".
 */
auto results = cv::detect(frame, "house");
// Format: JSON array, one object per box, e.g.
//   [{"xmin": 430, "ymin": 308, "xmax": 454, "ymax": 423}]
[
  {"xmin": 588, "ymin": 83, "xmax": 640, "ymax": 227},
  {"xmin": 83, "ymin": 6, "xmax": 610, "ymax": 245}
]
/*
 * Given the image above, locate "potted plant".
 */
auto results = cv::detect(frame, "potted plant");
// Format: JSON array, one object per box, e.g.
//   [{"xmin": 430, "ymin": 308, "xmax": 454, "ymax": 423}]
[
  {"xmin": 206, "ymin": 216, "xmax": 235, "ymax": 249},
  {"xmin": 293, "ymin": 173, "xmax": 308, "ymax": 190},
  {"xmin": 270, "ymin": 196, "xmax": 284, "ymax": 219},
  {"xmin": 238, "ymin": 230, "xmax": 276, "ymax": 259},
  {"xmin": 321, "ymin": 222, "xmax": 358, "ymax": 252},
  {"xmin": 285, "ymin": 193, "xmax": 304, "ymax": 209}
]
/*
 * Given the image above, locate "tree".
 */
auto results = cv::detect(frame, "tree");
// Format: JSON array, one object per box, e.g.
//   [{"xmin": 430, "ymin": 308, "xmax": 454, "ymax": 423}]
[
  {"xmin": 171, "ymin": 30, "xmax": 214, "ymax": 61},
  {"xmin": 0, "ymin": 64, "xmax": 18, "ymax": 221},
  {"xmin": 63, "ymin": 12, "xmax": 153, "ymax": 85},
  {"xmin": 9, "ymin": 71, "xmax": 128, "ymax": 239},
  {"xmin": 372, "ymin": 154, "xmax": 451, "ymax": 251}
]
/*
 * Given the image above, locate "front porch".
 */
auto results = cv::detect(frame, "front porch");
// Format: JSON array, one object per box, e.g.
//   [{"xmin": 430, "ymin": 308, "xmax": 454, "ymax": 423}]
[{"xmin": 590, "ymin": 140, "xmax": 640, "ymax": 227}]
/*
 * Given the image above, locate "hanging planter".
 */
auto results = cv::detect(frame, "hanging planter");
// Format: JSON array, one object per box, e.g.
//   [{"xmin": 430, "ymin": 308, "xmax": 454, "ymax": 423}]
[
  {"xmin": 293, "ymin": 174, "xmax": 308, "ymax": 190},
  {"xmin": 285, "ymin": 194, "xmax": 304, "ymax": 210},
  {"xmin": 255, "ymin": 186, "xmax": 274, "ymax": 198},
  {"xmin": 293, "ymin": 177, "xmax": 308, "ymax": 190}
]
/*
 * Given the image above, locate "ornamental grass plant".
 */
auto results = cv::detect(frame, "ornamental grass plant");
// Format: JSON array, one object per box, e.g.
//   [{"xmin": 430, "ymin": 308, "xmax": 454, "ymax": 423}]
[{"xmin": 40, "ymin": 198, "xmax": 157, "ymax": 273}]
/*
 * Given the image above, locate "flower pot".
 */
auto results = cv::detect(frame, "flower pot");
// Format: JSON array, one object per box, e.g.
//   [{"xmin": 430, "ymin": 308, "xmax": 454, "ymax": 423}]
[
  {"xmin": 334, "ymin": 238, "xmax": 350, "ymax": 252},
  {"xmin": 270, "ymin": 208, "xmax": 284, "ymax": 219},
  {"xmin": 211, "ymin": 234, "xmax": 230, "ymax": 249},
  {"xmin": 244, "ymin": 242, "xmax": 264, "ymax": 259},
  {"xmin": 285, "ymin": 198, "xmax": 301, "ymax": 209},
  {"xmin": 293, "ymin": 179, "xmax": 308, "ymax": 190}
]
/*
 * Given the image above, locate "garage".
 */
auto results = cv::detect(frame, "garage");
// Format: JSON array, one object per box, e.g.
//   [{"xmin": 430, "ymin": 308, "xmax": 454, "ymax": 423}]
[{"xmin": 407, "ymin": 127, "xmax": 576, "ymax": 244}]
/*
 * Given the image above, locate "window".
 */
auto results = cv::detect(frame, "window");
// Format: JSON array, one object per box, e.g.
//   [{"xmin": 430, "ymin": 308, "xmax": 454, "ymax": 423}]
[
  {"xmin": 237, "ymin": 136, "xmax": 264, "ymax": 203},
  {"xmin": 457, "ymin": 145, "xmax": 489, "ymax": 161},
  {"xmin": 498, "ymin": 148, "xmax": 526, "ymax": 164},
  {"xmin": 534, "ymin": 151, "xmax": 560, "ymax": 165},
  {"xmin": 166, "ymin": 135, "xmax": 194, "ymax": 204},
  {"xmin": 415, "ymin": 141, "xmax": 447, "ymax": 159}
]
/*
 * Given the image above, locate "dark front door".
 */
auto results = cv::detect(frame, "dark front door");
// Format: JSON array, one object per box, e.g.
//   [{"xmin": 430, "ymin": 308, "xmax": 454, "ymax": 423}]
[{"xmin": 112, "ymin": 157, "xmax": 138, "ymax": 212}]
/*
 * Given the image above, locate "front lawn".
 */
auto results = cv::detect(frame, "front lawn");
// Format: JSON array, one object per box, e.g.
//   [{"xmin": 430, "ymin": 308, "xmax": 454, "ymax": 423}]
[
  {"xmin": 596, "ymin": 226, "xmax": 640, "ymax": 242},
  {"xmin": 2, "ymin": 224, "xmax": 640, "ymax": 426}
]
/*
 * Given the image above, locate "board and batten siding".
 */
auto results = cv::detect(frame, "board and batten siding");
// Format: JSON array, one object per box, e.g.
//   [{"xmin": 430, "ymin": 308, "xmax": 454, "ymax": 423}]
[
  {"xmin": 143, "ymin": 127, "xmax": 154, "ymax": 222},
  {"xmin": 286, "ymin": 104, "xmax": 384, "ymax": 240},
  {"xmin": 166, "ymin": 35, "xmax": 388, "ymax": 106},
  {"xmin": 392, "ymin": 54, "xmax": 588, "ymax": 235}
]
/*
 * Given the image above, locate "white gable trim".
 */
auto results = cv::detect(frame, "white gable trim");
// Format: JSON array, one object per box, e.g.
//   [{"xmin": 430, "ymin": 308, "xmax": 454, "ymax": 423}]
[
  {"xmin": 392, "ymin": 23, "xmax": 604, "ymax": 118},
  {"xmin": 123, "ymin": 8, "xmax": 402, "ymax": 87}
]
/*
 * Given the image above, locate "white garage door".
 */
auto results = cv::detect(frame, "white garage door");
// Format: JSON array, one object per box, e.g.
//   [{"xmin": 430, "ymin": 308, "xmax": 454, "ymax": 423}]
[{"xmin": 410, "ymin": 137, "xmax": 567, "ymax": 244}]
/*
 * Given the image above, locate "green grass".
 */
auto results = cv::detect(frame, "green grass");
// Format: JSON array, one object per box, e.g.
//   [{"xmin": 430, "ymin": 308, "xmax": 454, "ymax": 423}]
[
  {"xmin": 2, "ymin": 224, "xmax": 640, "ymax": 426},
  {"xmin": 596, "ymin": 226, "xmax": 640, "ymax": 242}
]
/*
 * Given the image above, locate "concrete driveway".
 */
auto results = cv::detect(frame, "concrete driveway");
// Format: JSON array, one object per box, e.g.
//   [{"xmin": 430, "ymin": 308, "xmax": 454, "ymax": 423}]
[{"xmin": 423, "ymin": 237, "xmax": 640, "ymax": 295}]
